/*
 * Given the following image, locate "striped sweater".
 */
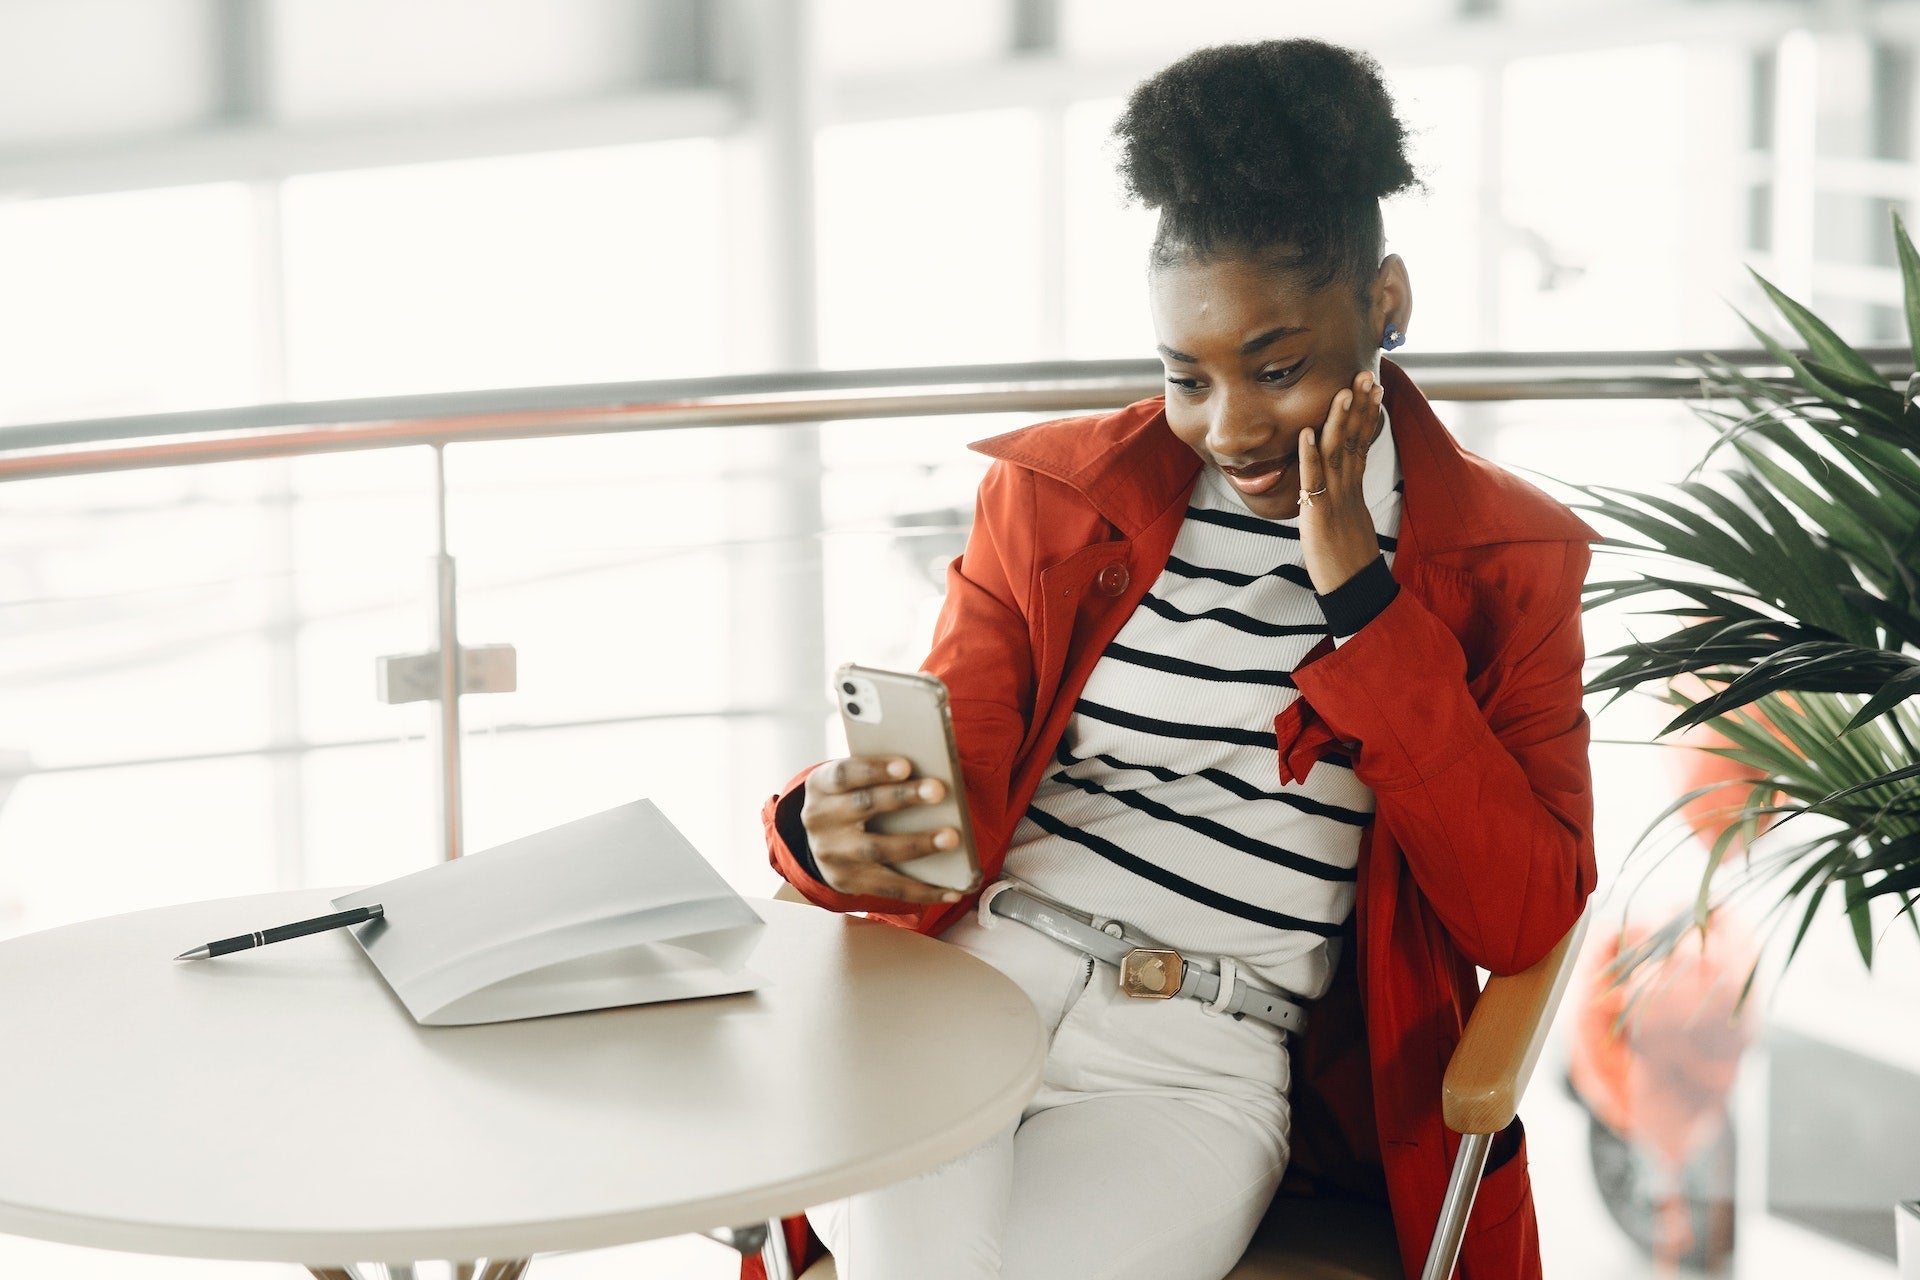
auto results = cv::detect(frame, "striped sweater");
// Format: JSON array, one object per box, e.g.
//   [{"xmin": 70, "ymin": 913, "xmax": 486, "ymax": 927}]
[{"xmin": 1003, "ymin": 410, "xmax": 1404, "ymax": 1001}]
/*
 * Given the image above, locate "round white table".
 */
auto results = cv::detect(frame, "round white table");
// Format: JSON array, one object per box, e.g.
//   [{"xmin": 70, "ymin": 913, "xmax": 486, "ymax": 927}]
[{"xmin": 0, "ymin": 891, "xmax": 1045, "ymax": 1277}]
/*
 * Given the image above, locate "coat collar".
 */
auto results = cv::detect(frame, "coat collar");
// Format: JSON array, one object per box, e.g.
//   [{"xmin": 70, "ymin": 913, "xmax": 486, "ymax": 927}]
[{"xmin": 967, "ymin": 357, "xmax": 1598, "ymax": 551}]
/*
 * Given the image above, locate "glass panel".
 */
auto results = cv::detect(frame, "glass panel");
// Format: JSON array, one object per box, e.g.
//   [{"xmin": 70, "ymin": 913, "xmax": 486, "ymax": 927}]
[
  {"xmin": 0, "ymin": 184, "xmax": 259, "ymax": 426},
  {"xmin": 0, "ymin": 757, "xmax": 277, "ymax": 940},
  {"xmin": 817, "ymin": 412, "xmax": 1004, "ymax": 673},
  {"xmin": 271, "ymin": 0, "xmax": 647, "ymax": 122},
  {"xmin": 281, "ymin": 140, "xmax": 727, "ymax": 399},
  {"xmin": 1384, "ymin": 64, "xmax": 1486, "ymax": 352},
  {"xmin": 1061, "ymin": 97, "xmax": 1155, "ymax": 360},
  {"xmin": 1058, "ymin": 3, "xmax": 1454, "ymax": 61},
  {"xmin": 816, "ymin": 110, "xmax": 1045, "ymax": 368},
  {"xmin": 0, "ymin": 0, "xmax": 214, "ymax": 147},
  {"xmin": 0, "ymin": 462, "xmax": 293, "ymax": 767},
  {"xmin": 1501, "ymin": 45, "xmax": 1750, "ymax": 351},
  {"xmin": 289, "ymin": 449, "xmax": 442, "ymax": 746},
  {"xmin": 819, "ymin": 0, "xmax": 1013, "ymax": 73}
]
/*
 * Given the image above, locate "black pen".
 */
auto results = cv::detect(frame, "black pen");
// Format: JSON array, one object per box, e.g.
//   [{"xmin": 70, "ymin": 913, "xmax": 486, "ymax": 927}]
[{"xmin": 172, "ymin": 904, "xmax": 385, "ymax": 961}]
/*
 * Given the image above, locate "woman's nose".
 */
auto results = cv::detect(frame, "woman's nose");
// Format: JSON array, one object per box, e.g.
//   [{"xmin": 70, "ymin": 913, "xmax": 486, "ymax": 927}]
[{"xmin": 1204, "ymin": 389, "xmax": 1279, "ymax": 460}]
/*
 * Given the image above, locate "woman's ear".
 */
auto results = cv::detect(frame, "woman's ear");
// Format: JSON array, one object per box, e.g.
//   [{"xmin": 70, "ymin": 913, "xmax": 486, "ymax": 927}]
[{"xmin": 1374, "ymin": 254, "xmax": 1413, "ymax": 339}]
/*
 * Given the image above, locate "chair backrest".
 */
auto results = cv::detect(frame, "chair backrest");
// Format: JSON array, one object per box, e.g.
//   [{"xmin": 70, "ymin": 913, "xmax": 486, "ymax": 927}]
[
  {"xmin": 1442, "ymin": 907, "xmax": 1591, "ymax": 1135},
  {"xmin": 1417, "ymin": 907, "xmax": 1591, "ymax": 1280}
]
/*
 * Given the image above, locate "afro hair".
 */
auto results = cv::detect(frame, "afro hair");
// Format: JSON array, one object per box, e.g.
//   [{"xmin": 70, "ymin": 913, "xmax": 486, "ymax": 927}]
[{"xmin": 1114, "ymin": 39, "xmax": 1423, "ymax": 301}]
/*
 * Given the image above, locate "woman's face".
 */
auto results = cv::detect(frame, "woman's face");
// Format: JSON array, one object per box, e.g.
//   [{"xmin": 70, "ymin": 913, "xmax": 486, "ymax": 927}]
[{"xmin": 1148, "ymin": 250, "xmax": 1411, "ymax": 520}]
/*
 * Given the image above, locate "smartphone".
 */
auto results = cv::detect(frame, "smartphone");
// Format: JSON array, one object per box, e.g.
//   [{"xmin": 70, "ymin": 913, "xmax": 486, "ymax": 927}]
[{"xmin": 832, "ymin": 663, "xmax": 982, "ymax": 894}]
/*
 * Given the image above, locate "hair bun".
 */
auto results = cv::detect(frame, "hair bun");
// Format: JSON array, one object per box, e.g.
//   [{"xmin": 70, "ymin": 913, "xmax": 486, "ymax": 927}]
[{"xmin": 1116, "ymin": 40, "xmax": 1419, "ymax": 213}]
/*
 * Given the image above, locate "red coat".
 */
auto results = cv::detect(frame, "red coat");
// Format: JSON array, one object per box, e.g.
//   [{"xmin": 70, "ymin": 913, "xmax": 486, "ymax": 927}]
[{"xmin": 752, "ymin": 356, "xmax": 1598, "ymax": 1280}]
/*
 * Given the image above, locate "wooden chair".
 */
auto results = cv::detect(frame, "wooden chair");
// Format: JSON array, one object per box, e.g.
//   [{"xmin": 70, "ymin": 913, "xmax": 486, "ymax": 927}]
[{"xmin": 768, "ymin": 882, "xmax": 1588, "ymax": 1280}]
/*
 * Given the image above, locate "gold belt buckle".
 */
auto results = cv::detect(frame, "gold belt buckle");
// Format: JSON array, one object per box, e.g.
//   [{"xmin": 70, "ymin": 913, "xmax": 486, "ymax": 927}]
[{"xmin": 1118, "ymin": 947, "xmax": 1184, "ymax": 999}]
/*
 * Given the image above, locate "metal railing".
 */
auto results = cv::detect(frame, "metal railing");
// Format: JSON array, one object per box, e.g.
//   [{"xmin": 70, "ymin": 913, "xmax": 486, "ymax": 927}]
[
  {"xmin": 4, "ymin": 347, "xmax": 1906, "ymax": 861},
  {"xmin": 5, "ymin": 347, "xmax": 1905, "ymax": 483}
]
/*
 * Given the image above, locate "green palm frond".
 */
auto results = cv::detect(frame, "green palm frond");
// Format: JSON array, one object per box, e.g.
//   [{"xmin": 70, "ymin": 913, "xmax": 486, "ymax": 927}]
[{"xmin": 1577, "ymin": 207, "xmax": 1920, "ymax": 993}]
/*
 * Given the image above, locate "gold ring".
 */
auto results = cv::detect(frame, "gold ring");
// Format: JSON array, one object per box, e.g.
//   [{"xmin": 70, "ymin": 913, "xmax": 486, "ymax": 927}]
[{"xmin": 1299, "ymin": 486, "xmax": 1328, "ymax": 507}]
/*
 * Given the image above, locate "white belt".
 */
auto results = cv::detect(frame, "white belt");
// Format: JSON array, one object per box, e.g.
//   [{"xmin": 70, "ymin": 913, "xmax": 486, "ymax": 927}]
[{"xmin": 982, "ymin": 884, "xmax": 1309, "ymax": 1037}]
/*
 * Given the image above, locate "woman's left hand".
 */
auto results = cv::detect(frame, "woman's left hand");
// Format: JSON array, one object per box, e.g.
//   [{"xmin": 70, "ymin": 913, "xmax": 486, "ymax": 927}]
[{"xmin": 1297, "ymin": 368, "xmax": 1386, "ymax": 595}]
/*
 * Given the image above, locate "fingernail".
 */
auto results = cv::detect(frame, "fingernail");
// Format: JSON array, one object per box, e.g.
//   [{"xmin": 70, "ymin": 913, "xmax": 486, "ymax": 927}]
[
  {"xmin": 941, "ymin": 892, "xmax": 962, "ymax": 903},
  {"xmin": 934, "ymin": 829, "xmax": 958, "ymax": 849},
  {"xmin": 918, "ymin": 779, "xmax": 941, "ymax": 800},
  {"xmin": 888, "ymin": 759, "xmax": 910, "ymax": 778}
]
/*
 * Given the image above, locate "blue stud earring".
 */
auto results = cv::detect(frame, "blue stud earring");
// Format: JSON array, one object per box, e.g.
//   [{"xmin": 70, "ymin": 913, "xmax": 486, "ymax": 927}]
[{"xmin": 1381, "ymin": 322, "xmax": 1406, "ymax": 351}]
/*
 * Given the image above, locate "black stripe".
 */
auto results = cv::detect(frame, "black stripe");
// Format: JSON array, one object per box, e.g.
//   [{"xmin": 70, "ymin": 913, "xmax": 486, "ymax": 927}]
[
  {"xmin": 1021, "ymin": 805, "xmax": 1343, "ymax": 936},
  {"xmin": 1079, "ymin": 750, "xmax": 1180, "ymax": 784},
  {"xmin": 1053, "ymin": 741, "xmax": 1365, "ymax": 823},
  {"xmin": 1045, "ymin": 734, "xmax": 1081, "ymax": 783},
  {"xmin": 1195, "ymin": 765, "xmax": 1366, "ymax": 821},
  {"xmin": 1136, "ymin": 591, "xmax": 1329, "ymax": 639},
  {"xmin": 1179, "ymin": 508, "xmax": 1396, "ymax": 551},
  {"xmin": 1053, "ymin": 774, "xmax": 1356, "ymax": 881},
  {"xmin": 1184, "ymin": 506, "xmax": 1300, "ymax": 539},
  {"xmin": 1074, "ymin": 698, "xmax": 1276, "ymax": 749},
  {"xmin": 1101, "ymin": 641, "xmax": 1296, "ymax": 689},
  {"xmin": 1165, "ymin": 555, "xmax": 1314, "ymax": 591}
]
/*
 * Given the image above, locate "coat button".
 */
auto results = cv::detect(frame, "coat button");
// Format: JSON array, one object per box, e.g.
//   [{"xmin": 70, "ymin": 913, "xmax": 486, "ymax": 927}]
[{"xmin": 1095, "ymin": 563, "xmax": 1131, "ymax": 597}]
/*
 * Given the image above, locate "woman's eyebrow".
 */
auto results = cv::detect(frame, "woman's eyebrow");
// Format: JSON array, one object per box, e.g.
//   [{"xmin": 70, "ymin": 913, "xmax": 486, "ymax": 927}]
[
  {"xmin": 1239, "ymin": 324, "xmax": 1311, "ymax": 354},
  {"xmin": 1155, "ymin": 324, "xmax": 1312, "ymax": 364}
]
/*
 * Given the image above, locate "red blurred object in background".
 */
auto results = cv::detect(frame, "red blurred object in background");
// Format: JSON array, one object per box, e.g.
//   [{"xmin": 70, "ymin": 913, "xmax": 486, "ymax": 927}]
[
  {"xmin": 1569, "ymin": 918, "xmax": 1760, "ymax": 1171},
  {"xmin": 1564, "ymin": 675, "xmax": 1776, "ymax": 1266},
  {"xmin": 1566, "ymin": 914, "xmax": 1761, "ymax": 1267},
  {"xmin": 1667, "ymin": 673, "xmax": 1793, "ymax": 854}
]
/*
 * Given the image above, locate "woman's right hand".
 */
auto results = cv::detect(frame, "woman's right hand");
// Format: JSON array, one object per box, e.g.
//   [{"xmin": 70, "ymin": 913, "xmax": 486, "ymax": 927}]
[{"xmin": 800, "ymin": 755, "xmax": 965, "ymax": 905}]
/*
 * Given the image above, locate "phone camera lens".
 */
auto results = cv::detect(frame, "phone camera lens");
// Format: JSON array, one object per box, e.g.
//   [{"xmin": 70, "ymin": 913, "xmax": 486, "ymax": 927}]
[
  {"xmin": 846, "ymin": 702, "xmax": 862, "ymax": 717},
  {"xmin": 841, "ymin": 681, "xmax": 857, "ymax": 695}
]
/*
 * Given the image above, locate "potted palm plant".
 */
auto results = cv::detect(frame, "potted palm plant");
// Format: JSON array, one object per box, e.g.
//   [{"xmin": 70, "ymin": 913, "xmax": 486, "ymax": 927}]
[
  {"xmin": 1576, "ymin": 210, "xmax": 1920, "ymax": 996},
  {"xmin": 1567, "ymin": 210, "xmax": 1920, "ymax": 1272}
]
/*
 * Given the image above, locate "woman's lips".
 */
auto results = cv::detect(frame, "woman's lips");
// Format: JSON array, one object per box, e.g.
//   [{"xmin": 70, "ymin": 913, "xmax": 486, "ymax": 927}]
[{"xmin": 1220, "ymin": 454, "xmax": 1295, "ymax": 497}]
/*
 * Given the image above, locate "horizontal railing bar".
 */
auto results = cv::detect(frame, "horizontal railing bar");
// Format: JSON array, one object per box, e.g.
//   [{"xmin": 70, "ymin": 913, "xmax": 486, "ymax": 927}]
[
  {"xmin": 1, "ymin": 348, "xmax": 1908, "ymax": 484},
  {"xmin": 0, "ymin": 360, "xmax": 1155, "ymax": 452}
]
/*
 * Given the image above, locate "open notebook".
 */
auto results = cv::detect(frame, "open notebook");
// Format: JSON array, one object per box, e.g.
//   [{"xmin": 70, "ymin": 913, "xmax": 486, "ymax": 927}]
[{"xmin": 333, "ymin": 799, "xmax": 766, "ymax": 1025}]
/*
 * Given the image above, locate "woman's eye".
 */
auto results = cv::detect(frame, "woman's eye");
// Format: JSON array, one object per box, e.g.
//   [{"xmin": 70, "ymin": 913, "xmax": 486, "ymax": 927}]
[{"xmin": 1164, "ymin": 363, "xmax": 1299, "ymax": 394}]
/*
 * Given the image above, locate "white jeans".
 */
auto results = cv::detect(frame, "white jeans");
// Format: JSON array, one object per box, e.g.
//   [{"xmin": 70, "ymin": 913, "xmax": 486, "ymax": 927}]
[{"xmin": 806, "ymin": 887, "xmax": 1293, "ymax": 1280}]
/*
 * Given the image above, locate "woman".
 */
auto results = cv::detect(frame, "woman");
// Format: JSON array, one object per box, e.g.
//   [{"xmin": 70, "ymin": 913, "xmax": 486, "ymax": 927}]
[{"xmin": 756, "ymin": 37, "xmax": 1596, "ymax": 1280}]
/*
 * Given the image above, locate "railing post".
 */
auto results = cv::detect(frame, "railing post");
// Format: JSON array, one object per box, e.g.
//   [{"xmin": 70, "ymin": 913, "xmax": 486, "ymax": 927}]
[
  {"xmin": 374, "ymin": 443, "xmax": 517, "ymax": 861},
  {"xmin": 431, "ymin": 443, "xmax": 464, "ymax": 860}
]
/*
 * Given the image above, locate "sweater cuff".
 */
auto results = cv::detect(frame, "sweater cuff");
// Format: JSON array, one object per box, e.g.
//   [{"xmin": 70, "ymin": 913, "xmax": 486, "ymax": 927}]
[
  {"xmin": 774, "ymin": 786, "xmax": 826, "ymax": 884},
  {"xmin": 1318, "ymin": 554, "xmax": 1399, "ymax": 641}
]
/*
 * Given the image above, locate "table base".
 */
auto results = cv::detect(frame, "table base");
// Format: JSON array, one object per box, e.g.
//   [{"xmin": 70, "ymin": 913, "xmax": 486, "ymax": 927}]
[
  {"xmin": 302, "ymin": 1222, "xmax": 791, "ymax": 1280},
  {"xmin": 707, "ymin": 1219, "xmax": 794, "ymax": 1280},
  {"xmin": 308, "ymin": 1262, "xmax": 526, "ymax": 1280}
]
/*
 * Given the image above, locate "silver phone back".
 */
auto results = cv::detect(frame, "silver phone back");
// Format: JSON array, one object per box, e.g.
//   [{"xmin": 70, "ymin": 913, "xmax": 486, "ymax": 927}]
[{"xmin": 833, "ymin": 663, "xmax": 981, "ymax": 893}]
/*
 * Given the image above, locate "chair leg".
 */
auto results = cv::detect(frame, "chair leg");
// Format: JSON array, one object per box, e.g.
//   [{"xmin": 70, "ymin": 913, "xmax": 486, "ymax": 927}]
[
  {"xmin": 1419, "ymin": 1131, "xmax": 1492, "ymax": 1280},
  {"xmin": 759, "ymin": 1219, "xmax": 794, "ymax": 1280}
]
